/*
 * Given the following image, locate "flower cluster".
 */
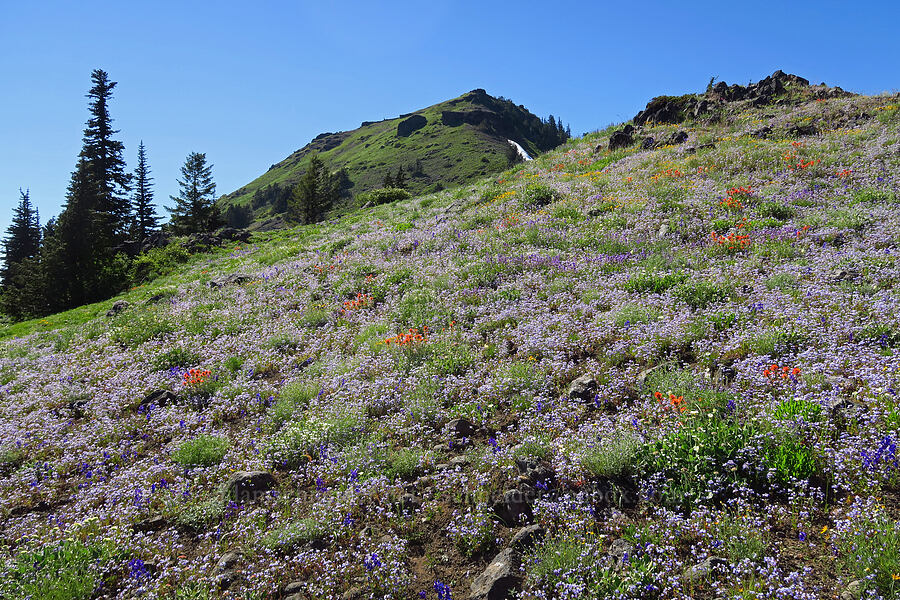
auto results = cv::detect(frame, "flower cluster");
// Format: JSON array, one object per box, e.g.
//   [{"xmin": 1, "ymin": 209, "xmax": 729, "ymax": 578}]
[
  {"xmin": 182, "ymin": 368, "xmax": 211, "ymax": 387},
  {"xmin": 654, "ymin": 391, "xmax": 686, "ymax": 412},
  {"xmin": 383, "ymin": 327, "xmax": 428, "ymax": 346},
  {"xmin": 341, "ymin": 293, "xmax": 372, "ymax": 312},
  {"xmin": 763, "ymin": 363, "xmax": 801, "ymax": 380},
  {"xmin": 710, "ymin": 230, "xmax": 750, "ymax": 250}
]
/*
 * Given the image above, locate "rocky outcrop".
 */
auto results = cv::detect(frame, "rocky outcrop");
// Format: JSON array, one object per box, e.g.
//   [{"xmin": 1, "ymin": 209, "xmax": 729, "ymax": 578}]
[
  {"xmin": 221, "ymin": 471, "xmax": 276, "ymax": 503},
  {"xmin": 470, "ymin": 548, "xmax": 520, "ymax": 600},
  {"xmin": 397, "ymin": 114, "xmax": 427, "ymax": 137}
]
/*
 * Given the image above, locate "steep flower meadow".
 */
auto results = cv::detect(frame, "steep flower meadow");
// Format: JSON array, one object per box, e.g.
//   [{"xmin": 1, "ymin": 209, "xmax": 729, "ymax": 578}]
[{"xmin": 2, "ymin": 86, "xmax": 900, "ymax": 599}]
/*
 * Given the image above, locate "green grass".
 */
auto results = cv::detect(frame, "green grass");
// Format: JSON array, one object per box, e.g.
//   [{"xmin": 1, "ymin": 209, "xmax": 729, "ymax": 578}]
[
  {"xmin": 580, "ymin": 430, "xmax": 643, "ymax": 478},
  {"xmin": 0, "ymin": 538, "xmax": 121, "ymax": 600},
  {"xmin": 171, "ymin": 435, "xmax": 230, "ymax": 467}
]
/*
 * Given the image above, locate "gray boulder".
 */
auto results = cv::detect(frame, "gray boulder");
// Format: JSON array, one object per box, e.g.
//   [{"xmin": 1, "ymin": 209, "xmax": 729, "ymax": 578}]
[
  {"xmin": 470, "ymin": 548, "xmax": 520, "ymax": 600},
  {"xmin": 221, "ymin": 471, "xmax": 276, "ymax": 503}
]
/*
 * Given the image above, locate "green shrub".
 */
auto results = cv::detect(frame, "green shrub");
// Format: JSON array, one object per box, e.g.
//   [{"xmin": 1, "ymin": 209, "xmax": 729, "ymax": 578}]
[
  {"xmin": 758, "ymin": 202, "xmax": 795, "ymax": 220},
  {"xmin": 623, "ymin": 271, "xmax": 687, "ymax": 294},
  {"xmin": 384, "ymin": 447, "xmax": 425, "ymax": 481},
  {"xmin": 266, "ymin": 334, "xmax": 299, "ymax": 352},
  {"xmin": 176, "ymin": 497, "xmax": 224, "ymax": 530},
  {"xmin": 111, "ymin": 310, "xmax": 174, "ymax": 347},
  {"xmin": 356, "ymin": 187, "xmax": 411, "ymax": 206},
  {"xmin": 643, "ymin": 412, "xmax": 758, "ymax": 510},
  {"xmin": 298, "ymin": 307, "xmax": 329, "ymax": 328},
  {"xmin": 773, "ymin": 398, "xmax": 822, "ymax": 422},
  {"xmin": 171, "ymin": 435, "xmax": 230, "ymax": 467},
  {"xmin": 153, "ymin": 347, "xmax": 201, "ymax": 371},
  {"xmin": 836, "ymin": 506, "xmax": 900, "ymax": 598},
  {"xmin": 580, "ymin": 430, "xmax": 643, "ymax": 478},
  {"xmin": 131, "ymin": 243, "xmax": 191, "ymax": 283},
  {"xmin": 764, "ymin": 433, "xmax": 818, "ymax": 482},
  {"xmin": 765, "ymin": 273, "xmax": 797, "ymax": 291},
  {"xmin": 224, "ymin": 356, "xmax": 244, "ymax": 374},
  {"xmin": 673, "ymin": 280, "xmax": 731, "ymax": 309},
  {"xmin": 522, "ymin": 183, "xmax": 560, "ymax": 207},
  {"xmin": 269, "ymin": 381, "xmax": 320, "ymax": 430},
  {"xmin": 0, "ymin": 538, "xmax": 121, "ymax": 600},
  {"xmin": 261, "ymin": 518, "xmax": 330, "ymax": 552},
  {"xmin": 613, "ymin": 303, "xmax": 660, "ymax": 326},
  {"xmin": 425, "ymin": 339, "xmax": 474, "ymax": 376},
  {"xmin": 264, "ymin": 413, "xmax": 363, "ymax": 468}
]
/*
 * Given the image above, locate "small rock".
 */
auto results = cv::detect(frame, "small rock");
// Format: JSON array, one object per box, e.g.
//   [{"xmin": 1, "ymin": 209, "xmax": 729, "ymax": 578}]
[
  {"xmin": 684, "ymin": 556, "xmax": 729, "ymax": 582},
  {"xmin": 608, "ymin": 129, "xmax": 633, "ymax": 151},
  {"xmin": 216, "ymin": 571, "xmax": 240, "ymax": 590},
  {"xmin": 398, "ymin": 493, "xmax": 422, "ymax": 512},
  {"xmin": 510, "ymin": 524, "xmax": 544, "ymax": 551},
  {"xmin": 139, "ymin": 389, "xmax": 177, "ymax": 409},
  {"xmin": 640, "ymin": 137, "xmax": 656, "ymax": 150},
  {"xmin": 492, "ymin": 489, "xmax": 533, "ymax": 526},
  {"xmin": 342, "ymin": 586, "xmax": 365, "ymax": 600},
  {"xmin": 106, "ymin": 300, "xmax": 129, "ymax": 317},
  {"xmin": 448, "ymin": 418, "xmax": 477, "ymax": 440},
  {"xmin": 840, "ymin": 580, "xmax": 865, "ymax": 600},
  {"xmin": 284, "ymin": 581, "xmax": 304, "ymax": 595},
  {"xmin": 607, "ymin": 538, "xmax": 634, "ymax": 568},
  {"xmin": 132, "ymin": 514, "xmax": 167, "ymax": 533},
  {"xmin": 568, "ymin": 373, "xmax": 597, "ymax": 404},
  {"xmin": 221, "ymin": 471, "xmax": 276, "ymax": 503},
  {"xmin": 216, "ymin": 551, "xmax": 242, "ymax": 572},
  {"xmin": 450, "ymin": 455, "xmax": 470, "ymax": 467},
  {"xmin": 657, "ymin": 223, "xmax": 669, "ymax": 238},
  {"xmin": 208, "ymin": 273, "xmax": 253, "ymax": 288},
  {"xmin": 434, "ymin": 463, "xmax": 451, "ymax": 470},
  {"xmin": 668, "ymin": 130, "xmax": 688, "ymax": 145},
  {"xmin": 470, "ymin": 548, "xmax": 521, "ymax": 600}
]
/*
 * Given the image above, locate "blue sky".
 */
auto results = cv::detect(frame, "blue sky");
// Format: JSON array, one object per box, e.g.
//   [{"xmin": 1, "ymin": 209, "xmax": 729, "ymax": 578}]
[{"xmin": 1, "ymin": 0, "xmax": 898, "ymax": 234}]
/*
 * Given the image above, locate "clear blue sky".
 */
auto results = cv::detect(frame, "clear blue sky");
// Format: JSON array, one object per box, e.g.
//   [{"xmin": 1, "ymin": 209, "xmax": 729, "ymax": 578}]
[{"xmin": 1, "ymin": 0, "xmax": 898, "ymax": 234}]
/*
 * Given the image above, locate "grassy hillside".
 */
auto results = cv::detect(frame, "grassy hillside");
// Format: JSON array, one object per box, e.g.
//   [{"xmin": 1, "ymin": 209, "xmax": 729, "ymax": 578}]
[
  {"xmin": 219, "ymin": 89, "xmax": 566, "ymax": 221},
  {"xmin": 2, "ymin": 81, "xmax": 900, "ymax": 599}
]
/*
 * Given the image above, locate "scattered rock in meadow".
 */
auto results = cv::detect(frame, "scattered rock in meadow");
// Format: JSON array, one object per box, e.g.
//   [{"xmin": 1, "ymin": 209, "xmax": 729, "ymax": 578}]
[
  {"xmin": 398, "ymin": 493, "xmax": 422, "ymax": 512},
  {"xmin": 448, "ymin": 418, "xmax": 477, "ymax": 440},
  {"xmin": 132, "ymin": 514, "xmax": 167, "ymax": 533},
  {"xmin": 608, "ymin": 127, "xmax": 634, "ymax": 151},
  {"xmin": 221, "ymin": 471, "xmax": 276, "ymax": 503},
  {"xmin": 208, "ymin": 273, "xmax": 253, "ymax": 288},
  {"xmin": 641, "ymin": 136, "xmax": 657, "ymax": 150},
  {"xmin": 684, "ymin": 556, "xmax": 729, "ymax": 583},
  {"xmin": 840, "ymin": 580, "xmax": 865, "ymax": 600},
  {"xmin": 510, "ymin": 524, "xmax": 544, "ymax": 551},
  {"xmin": 106, "ymin": 300, "xmax": 129, "ymax": 317},
  {"xmin": 216, "ymin": 551, "xmax": 242, "ymax": 572},
  {"xmin": 397, "ymin": 114, "xmax": 427, "ymax": 137},
  {"xmin": 568, "ymin": 373, "xmax": 597, "ymax": 404},
  {"xmin": 668, "ymin": 130, "xmax": 688, "ymax": 145},
  {"xmin": 492, "ymin": 489, "xmax": 533, "ymax": 526},
  {"xmin": 606, "ymin": 538, "xmax": 634, "ymax": 569},
  {"xmin": 138, "ymin": 389, "xmax": 177, "ymax": 409},
  {"xmin": 470, "ymin": 548, "xmax": 521, "ymax": 600}
]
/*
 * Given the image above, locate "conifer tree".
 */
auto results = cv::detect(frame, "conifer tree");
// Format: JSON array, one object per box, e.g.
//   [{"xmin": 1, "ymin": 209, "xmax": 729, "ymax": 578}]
[
  {"xmin": 290, "ymin": 154, "xmax": 336, "ymax": 225},
  {"xmin": 383, "ymin": 171, "xmax": 394, "ymax": 188},
  {"xmin": 81, "ymin": 69, "xmax": 131, "ymax": 240},
  {"xmin": 131, "ymin": 141, "xmax": 158, "ymax": 243},
  {"xmin": 166, "ymin": 152, "xmax": 222, "ymax": 234},
  {"xmin": 394, "ymin": 166, "xmax": 406, "ymax": 189},
  {"xmin": 1, "ymin": 189, "xmax": 41, "ymax": 282}
]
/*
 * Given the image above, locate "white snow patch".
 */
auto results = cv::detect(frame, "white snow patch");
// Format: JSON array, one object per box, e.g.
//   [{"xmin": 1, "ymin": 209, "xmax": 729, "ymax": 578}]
[{"xmin": 507, "ymin": 139, "xmax": 532, "ymax": 161}]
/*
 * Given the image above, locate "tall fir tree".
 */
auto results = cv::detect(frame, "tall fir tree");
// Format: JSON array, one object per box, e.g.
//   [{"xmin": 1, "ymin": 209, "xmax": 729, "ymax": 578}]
[
  {"xmin": 166, "ymin": 152, "xmax": 222, "ymax": 234},
  {"xmin": 394, "ymin": 166, "xmax": 406, "ymax": 189},
  {"xmin": 41, "ymin": 158, "xmax": 105, "ymax": 312},
  {"xmin": 1, "ymin": 189, "xmax": 41, "ymax": 283},
  {"xmin": 81, "ymin": 69, "xmax": 131, "ymax": 241},
  {"xmin": 0, "ymin": 189, "xmax": 45, "ymax": 319},
  {"xmin": 290, "ymin": 154, "xmax": 336, "ymax": 225},
  {"xmin": 131, "ymin": 141, "xmax": 158, "ymax": 243}
]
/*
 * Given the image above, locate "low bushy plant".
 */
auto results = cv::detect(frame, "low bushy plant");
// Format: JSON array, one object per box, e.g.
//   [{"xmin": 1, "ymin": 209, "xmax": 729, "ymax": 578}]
[
  {"xmin": 581, "ymin": 430, "xmax": 643, "ymax": 478},
  {"xmin": 171, "ymin": 435, "xmax": 230, "ymax": 467},
  {"xmin": 356, "ymin": 187, "xmax": 411, "ymax": 206}
]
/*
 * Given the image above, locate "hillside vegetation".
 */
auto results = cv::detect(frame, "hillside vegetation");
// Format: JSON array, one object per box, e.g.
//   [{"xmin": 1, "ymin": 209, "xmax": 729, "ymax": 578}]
[
  {"xmin": 219, "ymin": 89, "xmax": 568, "ymax": 224},
  {"xmin": 2, "ymin": 75, "xmax": 900, "ymax": 599}
]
